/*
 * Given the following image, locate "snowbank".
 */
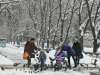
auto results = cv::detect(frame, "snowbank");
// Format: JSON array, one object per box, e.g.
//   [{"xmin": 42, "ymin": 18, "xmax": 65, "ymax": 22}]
[
  {"xmin": 80, "ymin": 53, "xmax": 93, "ymax": 64},
  {"xmin": 83, "ymin": 47, "xmax": 93, "ymax": 53},
  {"xmin": 0, "ymin": 55, "xmax": 14, "ymax": 65},
  {"xmin": 84, "ymin": 47, "xmax": 100, "ymax": 54},
  {"xmin": 0, "ymin": 47, "xmax": 22, "ymax": 59},
  {"xmin": 0, "ymin": 44, "xmax": 24, "ymax": 64}
]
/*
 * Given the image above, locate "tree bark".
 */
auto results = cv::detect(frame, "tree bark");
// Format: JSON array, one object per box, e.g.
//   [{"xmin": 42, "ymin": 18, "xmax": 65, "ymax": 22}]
[{"xmin": 85, "ymin": 0, "xmax": 97, "ymax": 53}]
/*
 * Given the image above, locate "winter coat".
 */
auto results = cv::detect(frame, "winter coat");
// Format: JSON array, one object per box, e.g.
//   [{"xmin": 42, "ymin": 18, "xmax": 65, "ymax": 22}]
[
  {"xmin": 72, "ymin": 41, "xmax": 82, "ymax": 56},
  {"xmin": 62, "ymin": 44, "xmax": 73, "ymax": 56},
  {"xmin": 55, "ymin": 51, "xmax": 65, "ymax": 64},
  {"xmin": 24, "ymin": 41, "xmax": 37, "ymax": 57},
  {"xmin": 39, "ymin": 51, "xmax": 46, "ymax": 64}
]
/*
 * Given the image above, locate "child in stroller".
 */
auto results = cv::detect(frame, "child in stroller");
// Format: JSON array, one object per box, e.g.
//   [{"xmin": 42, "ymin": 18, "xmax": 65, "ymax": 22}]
[
  {"xmin": 30, "ymin": 50, "xmax": 40, "ymax": 71},
  {"xmin": 54, "ymin": 47, "xmax": 66, "ymax": 71}
]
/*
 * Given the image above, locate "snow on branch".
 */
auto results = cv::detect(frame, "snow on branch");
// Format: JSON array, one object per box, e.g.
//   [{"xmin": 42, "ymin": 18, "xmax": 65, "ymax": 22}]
[
  {"xmin": 0, "ymin": 4, "xmax": 8, "ymax": 12},
  {"xmin": 0, "ymin": 0, "xmax": 19, "ymax": 4},
  {"xmin": 79, "ymin": 14, "xmax": 95, "ymax": 36},
  {"xmin": 0, "ymin": 0, "xmax": 20, "ymax": 13}
]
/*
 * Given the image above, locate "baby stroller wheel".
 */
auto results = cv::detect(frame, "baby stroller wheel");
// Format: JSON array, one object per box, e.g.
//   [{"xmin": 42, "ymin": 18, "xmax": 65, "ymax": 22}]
[{"xmin": 54, "ymin": 63, "xmax": 62, "ymax": 71}]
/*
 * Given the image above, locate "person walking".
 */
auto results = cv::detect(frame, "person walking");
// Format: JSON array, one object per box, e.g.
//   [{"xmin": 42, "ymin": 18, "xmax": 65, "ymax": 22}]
[
  {"xmin": 61, "ymin": 44, "xmax": 76, "ymax": 69},
  {"xmin": 39, "ymin": 50, "xmax": 46, "ymax": 71},
  {"xmin": 72, "ymin": 40, "xmax": 82, "ymax": 67},
  {"xmin": 23, "ymin": 38, "xmax": 37, "ymax": 67}
]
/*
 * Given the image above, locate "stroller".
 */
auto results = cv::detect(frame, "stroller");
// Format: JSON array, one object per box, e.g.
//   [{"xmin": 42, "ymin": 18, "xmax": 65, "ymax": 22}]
[
  {"xmin": 30, "ymin": 51, "xmax": 40, "ymax": 71},
  {"xmin": 31, "ymin": 50, "xmax": 47, "ymax": 71},
  {"xmin": 54, "ymin": 50, "xmax": 67, "ymax": 71}
]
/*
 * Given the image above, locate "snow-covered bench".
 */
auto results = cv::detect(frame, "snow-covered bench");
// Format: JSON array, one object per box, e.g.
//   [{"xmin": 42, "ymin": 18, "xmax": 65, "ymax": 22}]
[
  {"xmin": 80, "ymin": 58, "xmax": 98, "ymax": 69},
  {"xmin": 79, "ymin": 54, "xmax": 100, "ymax": 69}
]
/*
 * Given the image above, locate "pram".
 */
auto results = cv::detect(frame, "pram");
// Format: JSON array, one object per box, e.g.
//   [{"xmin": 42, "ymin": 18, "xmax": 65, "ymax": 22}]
[
  {"xmin": 30, "ymin": 51, "xmax": 40, "ymax": 71},
  {"xmin": 54, "ymin": 51, "xmax": 67, "ymax": 71}
]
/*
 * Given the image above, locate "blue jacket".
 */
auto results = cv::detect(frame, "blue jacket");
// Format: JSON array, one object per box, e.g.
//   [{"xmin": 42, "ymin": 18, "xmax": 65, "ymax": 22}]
[
  {"xmin": 39, "ymin": 51, "xmax": 46, "ymax": 62},
  {"xmin": 63, "ymin": 44, "xmax": 73, "ymax": 56}
]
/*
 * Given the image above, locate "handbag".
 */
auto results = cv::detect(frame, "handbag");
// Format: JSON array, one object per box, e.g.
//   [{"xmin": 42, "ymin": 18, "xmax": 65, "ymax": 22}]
[{"xmin": 79, "ymin": 53, "xmax": 83, "ymax": 59}]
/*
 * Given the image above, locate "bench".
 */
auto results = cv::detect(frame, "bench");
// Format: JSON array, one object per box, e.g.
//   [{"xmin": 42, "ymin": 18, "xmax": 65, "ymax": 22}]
[{"xmin": 80, "ymin": 58, "xmax": 98, "ymax": 69}]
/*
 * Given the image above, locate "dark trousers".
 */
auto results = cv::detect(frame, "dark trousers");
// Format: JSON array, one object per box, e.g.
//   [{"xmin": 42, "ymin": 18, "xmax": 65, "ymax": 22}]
[
  {"xmin": 75, "ymin": 55, "xmax": 80, "ymax": 66},
  {"xmin": 40, "ymin": 59, "xmax": 45, "ymax": 71},
  {"xmin": 67, "ymin": 55, "xmax": 77, "ymax": 68},
  {"xmin": 27, "ymin": 54, "xmax": 35, "ymax": 67},
  {"xmin": 27, "ymin": 57, "xmax": 31, "ymax": 67}
]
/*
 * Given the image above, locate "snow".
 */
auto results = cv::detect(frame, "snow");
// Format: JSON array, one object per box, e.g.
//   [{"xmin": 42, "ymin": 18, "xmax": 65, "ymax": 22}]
[
  {"xmin": 83, "ymin": 47, "xmax": 93, "ymax": 53},
  {"xmin": 97, "ymin": 48, "xmax": 100, "ymax": 53},
  {"xmin": 0, "ymin": 44, "xmax": 100, "ymax": 75},
  {"xmin": 84, "ymin": 47, "xmax": 100, "ymax": 54},
  {"xmin": 0, "ymin": 54, "xmax": 14, "ymax": 65},
  {"xmin": 80, "ymin": 53, "xmax": 92, "ymax": 64},
  {"xmin": 0, "ymin": 43, "xmax": 25, "ymax": 64},
  {"xmin": 0, "ymin": 45, "xmax": 100, "ymax": 65},
  {"xmin": 45, "ymin": 49, "xmax": 56, "ymax": 65},
  {"xmin": 0, "ymin": 69, "xmax": 89, "ymax": 75}
]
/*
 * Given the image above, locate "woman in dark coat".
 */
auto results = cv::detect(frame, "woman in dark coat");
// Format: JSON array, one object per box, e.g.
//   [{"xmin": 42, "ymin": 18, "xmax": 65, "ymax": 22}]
[
  {"xmin": 62, "ymin": 44, "xmax": 76, "ymax": 69},
  {"xmin": 72, "ymin": 41, "xmax": 82, "ymax": 67},
  {"xmin": 24, "ymin": 38, "xmax": 37, "ymax": 67}
]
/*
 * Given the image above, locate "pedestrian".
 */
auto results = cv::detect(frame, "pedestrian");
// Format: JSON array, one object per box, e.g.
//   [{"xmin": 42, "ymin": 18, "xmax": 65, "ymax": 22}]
[
  {"xmin": 39, "ymin": 50, "xmax": 46, "ymax": 71},
  {"xmin": 61, "ymin": 44, "xmax": 76, "ymax": 69},
  {"xmin": 54, "ymin": 47, "xmax": 65, "ymax": 71},
  {"xmin": 72, "ymin": 40, "xmax": 83, "ymax": 67},
  {"xmin": 23, "ymin": 38, "xmax": 37, "ymax": 67}
]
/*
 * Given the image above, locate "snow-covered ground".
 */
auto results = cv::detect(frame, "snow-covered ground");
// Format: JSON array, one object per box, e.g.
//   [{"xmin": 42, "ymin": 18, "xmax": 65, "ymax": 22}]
[
  {"xmin": 0, "ymin": 69, "xmax": 90, "ymax": 75},
  {"xmin": 0, "ymin": 44, "xmax": 26, "ymax": 64},
  {"xmin": 0, "ymin": 43, "xmax": 100, "ymax": 75},
  {"xmin": 0, "ymin": 55, "xmax": 14, "ymax": 65},
  {"xmin": 84, "ymin": 47, "xmax": 100, "ymax": 53}
]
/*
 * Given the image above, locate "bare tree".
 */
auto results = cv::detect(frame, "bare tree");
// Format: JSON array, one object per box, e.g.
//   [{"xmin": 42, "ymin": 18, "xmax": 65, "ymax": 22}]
[
  {"xmin": 85, "ymin": 0, "xmax": 100, "ymax": 53},
  {"xmin": 64, "ymin": 0, "xmax": 76, "ymax": 44}
]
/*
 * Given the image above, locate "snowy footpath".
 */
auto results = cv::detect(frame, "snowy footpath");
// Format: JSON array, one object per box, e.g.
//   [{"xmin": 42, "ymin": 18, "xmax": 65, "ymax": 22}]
[{"xmin": 0, "ymin": 69, "xmax": 89, "ymax": 75}]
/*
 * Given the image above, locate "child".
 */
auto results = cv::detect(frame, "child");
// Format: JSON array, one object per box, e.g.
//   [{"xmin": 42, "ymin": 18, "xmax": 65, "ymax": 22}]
[
  {"xmin": 39, "ymin": 50, "xmax": 47, "ymax": 71},
  {"xmin": 54, "ymin": 47, "xmax": 65, "ymax": 71}
]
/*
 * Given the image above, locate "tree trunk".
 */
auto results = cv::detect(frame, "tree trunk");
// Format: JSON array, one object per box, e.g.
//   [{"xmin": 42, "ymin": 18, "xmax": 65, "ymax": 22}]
[
  {"xmin": 64, "ymin": 0, "xmax": 76, "ymax": 44},
  {"xmin": 93, "ymin": 38, "xmax": 98, "ymax": 53},
  {"xmin": 59, "ymin": 0, "xmax": 63, "ymax": 42},
  {"xmin": 80, "ymin": 36, "xmax": 83, "ymax": 50},
  {"xmin": 85, "ymin": 0, "xmax": 97, "ymax": 53}
]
